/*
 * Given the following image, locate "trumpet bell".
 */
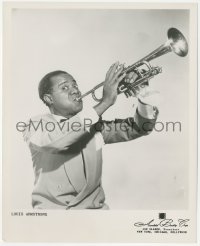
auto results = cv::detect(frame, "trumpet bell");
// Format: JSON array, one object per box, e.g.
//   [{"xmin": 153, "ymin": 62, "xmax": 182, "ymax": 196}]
[{"xmin": 167, "ymin": 27, "xmax": 188, "ymax": 57}]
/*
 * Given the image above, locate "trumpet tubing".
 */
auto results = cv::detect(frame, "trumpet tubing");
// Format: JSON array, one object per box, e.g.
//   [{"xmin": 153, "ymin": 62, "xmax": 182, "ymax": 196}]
[{"xmin": 78, "ymin": 27, "xmax": 188, "ymax": 102}]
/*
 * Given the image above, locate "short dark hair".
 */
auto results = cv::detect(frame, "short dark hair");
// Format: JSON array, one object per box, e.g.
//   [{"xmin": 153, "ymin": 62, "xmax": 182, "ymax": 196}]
[{"xmin": 38, "ymin": 70, "xmax": 67, "ymax": 106}]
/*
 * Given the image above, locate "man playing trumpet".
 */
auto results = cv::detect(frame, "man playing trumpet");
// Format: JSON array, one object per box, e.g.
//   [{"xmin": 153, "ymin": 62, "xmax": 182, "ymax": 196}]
[{"xmin": 23, "ymin": 61, "xmax": 159, "ymax": 209}]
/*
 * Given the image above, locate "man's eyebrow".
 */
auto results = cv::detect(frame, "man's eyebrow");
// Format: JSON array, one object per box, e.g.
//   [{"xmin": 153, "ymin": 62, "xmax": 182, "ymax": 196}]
[{"xmin": 58, "ymin": 80, "xmax": 77, "ymax": 87}]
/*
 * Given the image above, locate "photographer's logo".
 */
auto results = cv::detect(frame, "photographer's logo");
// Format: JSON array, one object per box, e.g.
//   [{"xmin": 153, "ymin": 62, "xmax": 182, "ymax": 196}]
[
  {"xmin": 159, "ymin": 213, "xmax": 166, "ymax": 220},
  {"xmin": 133, "ymin": 213, "xmax": 189, "ymax": 235}
]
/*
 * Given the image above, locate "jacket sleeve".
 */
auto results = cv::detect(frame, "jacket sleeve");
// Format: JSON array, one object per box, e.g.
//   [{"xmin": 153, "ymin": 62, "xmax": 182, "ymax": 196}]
[
  {"xmin": 23, "ymin": 107, "xmax": 99, "ymax": 153},
  {"xmin": 93, "ymin": 100, "xmax": 159, "ymax": 144}
]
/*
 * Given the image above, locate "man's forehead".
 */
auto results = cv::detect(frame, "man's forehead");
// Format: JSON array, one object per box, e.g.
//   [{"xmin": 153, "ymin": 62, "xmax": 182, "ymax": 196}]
[{"xmin": 50, "ymin": 73, "xmax": 75, "ymax": 85}]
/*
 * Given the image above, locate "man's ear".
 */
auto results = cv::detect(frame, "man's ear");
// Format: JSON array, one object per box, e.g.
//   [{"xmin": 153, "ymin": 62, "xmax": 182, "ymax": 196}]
[{"xmin": 43, "ymin": 94, "xmax": 53, "ymax": 106}]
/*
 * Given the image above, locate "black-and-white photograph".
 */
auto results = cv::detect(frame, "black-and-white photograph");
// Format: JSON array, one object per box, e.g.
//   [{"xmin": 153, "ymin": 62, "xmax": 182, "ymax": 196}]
[{"xmin": 2, "ymin": 2, "xmax": 197, "ymax": 243}]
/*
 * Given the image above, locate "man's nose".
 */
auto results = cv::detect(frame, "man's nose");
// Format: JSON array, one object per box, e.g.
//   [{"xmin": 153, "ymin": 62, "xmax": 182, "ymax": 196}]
[{"xmin": 70, "ymin": 86, "xmax": 80, "ymax": 94}]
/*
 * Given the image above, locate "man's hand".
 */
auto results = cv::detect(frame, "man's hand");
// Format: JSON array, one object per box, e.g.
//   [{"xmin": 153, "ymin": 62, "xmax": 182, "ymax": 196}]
[
  {"xmin": 94, "ymin": 61, "xmax": 126, "ymax": 116},
  {"xmin": 123, "ymin": 71, "xmax": 139, "ymax": 97},
  {"xmin": 122, "ymin": 70, "xmax": 160, "ymax": 105},
  {"xmin": 102, "ymin": 61, "xmax": 126, "ymax": 106}
]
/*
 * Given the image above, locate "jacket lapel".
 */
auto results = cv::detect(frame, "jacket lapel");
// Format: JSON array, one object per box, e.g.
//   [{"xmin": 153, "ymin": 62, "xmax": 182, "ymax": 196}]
[
  {"xmin": 43, "ymin": 114, "xmax": 87, "ymax": 193},
  {"xmin": 67, "ymin": 133, "xmax": 102, "ymax": 207},
  {"xmin": 63, "ymin": 149, "xmax": 87, "ymax": 193}
]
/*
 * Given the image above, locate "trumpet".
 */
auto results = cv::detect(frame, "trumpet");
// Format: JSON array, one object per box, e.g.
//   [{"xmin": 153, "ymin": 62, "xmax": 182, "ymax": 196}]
[{"xmin": 77, "ymin": 27, "xmax": 188, "ymax": 102}]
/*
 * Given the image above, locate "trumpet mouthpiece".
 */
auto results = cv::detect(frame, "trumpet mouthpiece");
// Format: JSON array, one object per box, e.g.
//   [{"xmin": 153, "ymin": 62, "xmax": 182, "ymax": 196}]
[{"xmin": 74, "ymin": 97, "xmax": 83, "ymax": 102}]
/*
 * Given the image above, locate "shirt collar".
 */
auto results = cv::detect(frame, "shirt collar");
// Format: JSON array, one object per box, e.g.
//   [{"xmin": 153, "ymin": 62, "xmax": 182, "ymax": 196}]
[{"xmin": 51, "ymin": 113, "xmax": 68, "ymax": 123}]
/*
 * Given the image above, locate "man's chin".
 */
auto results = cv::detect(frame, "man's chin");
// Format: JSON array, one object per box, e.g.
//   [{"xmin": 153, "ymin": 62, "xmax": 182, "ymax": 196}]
[
  {"xmin": 61, "ymin": 101, "xmax": 83, "ymax": 116},
  {"xmin": 73, "ymin": 101, "xmax": 83, "ymax": 113}
]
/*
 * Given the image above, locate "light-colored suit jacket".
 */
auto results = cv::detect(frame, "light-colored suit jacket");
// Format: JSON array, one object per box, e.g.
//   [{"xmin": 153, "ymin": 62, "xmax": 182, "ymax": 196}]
[{"xmin": 23, "ymin": 104, "xmax": 158, "ymax": 209}]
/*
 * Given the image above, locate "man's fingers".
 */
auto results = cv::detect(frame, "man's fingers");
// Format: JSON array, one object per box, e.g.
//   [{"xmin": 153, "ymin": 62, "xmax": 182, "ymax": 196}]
[
  {"xmin": 108, "ymin": 61, "xmax": 120, "ymax": 79},
  {"xmin": 123, "ymin": 71, "xmax": 138, "ymax": 84},
  {"xmin": 128, "ymin": 72, "xmax": 138, "ymax": 82},
  {"xmin": 106, "ymin": 61, "xmax": 118, "ymax": 78},
  {"xmin": 116, "ymin": 72, "xmax": 126, "ymax": 84},
  {"xmin": 114, "ymin": 64, "xmax": 124, "ymax": 79},
  {"xmin": 127, "ymin": 71, "xmax": 135, "ymax": 79},
  {"xmin": 106, "ymin": 63, "xmax": 115, "ymax": 78}
]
